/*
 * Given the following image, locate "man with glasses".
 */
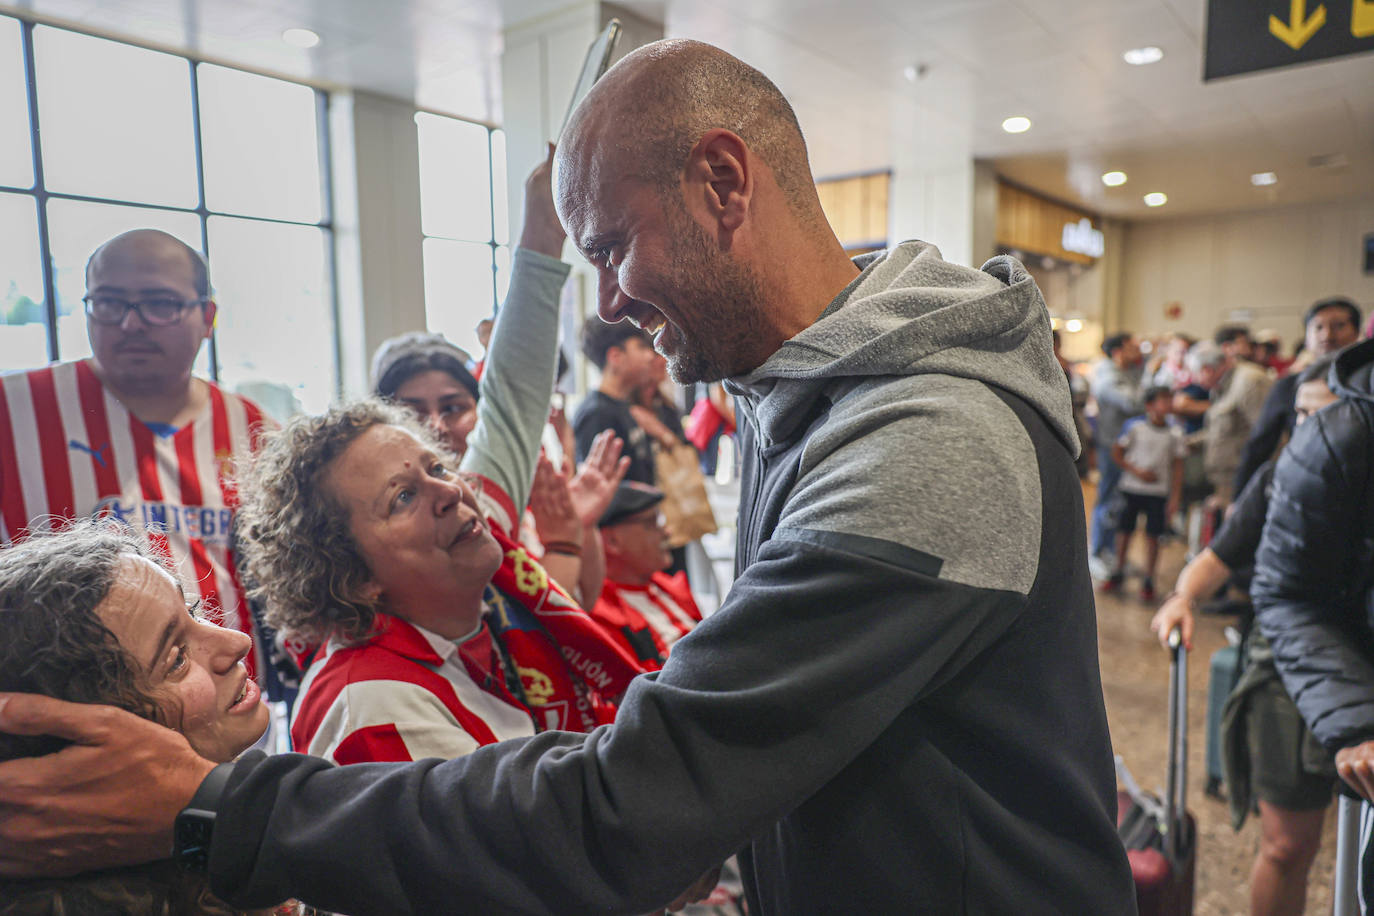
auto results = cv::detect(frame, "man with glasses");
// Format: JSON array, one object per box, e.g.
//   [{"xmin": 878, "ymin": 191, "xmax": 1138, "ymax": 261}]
[
  {"xmin": 0, "ymin": 228, "xmax": 275, "ymax": 681},
  {"xmin": 590, "ymin": 482, "xmax": 703, "ymax": 667}
]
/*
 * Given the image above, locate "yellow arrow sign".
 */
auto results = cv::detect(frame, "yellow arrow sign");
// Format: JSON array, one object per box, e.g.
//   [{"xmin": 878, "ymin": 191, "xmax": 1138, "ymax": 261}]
[
  {"xmin": 1270, "ymin": 0, "xmax": 1327, "ymax": 49},
  {"xmin": 1354, "ymin": 0, "xmax": 1374, "ymax": 38}
]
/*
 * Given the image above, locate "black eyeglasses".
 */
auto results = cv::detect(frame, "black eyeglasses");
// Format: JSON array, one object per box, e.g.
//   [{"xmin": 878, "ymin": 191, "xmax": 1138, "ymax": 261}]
[{"xmin": 82, "ymin": 294, "xmax": 207, "ymax": 326}]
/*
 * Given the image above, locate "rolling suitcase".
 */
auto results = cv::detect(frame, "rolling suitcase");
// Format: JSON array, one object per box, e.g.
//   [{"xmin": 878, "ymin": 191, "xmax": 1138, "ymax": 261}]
[
  {"xmin": 1204, "ymin": 639, "xmax": 1241, "ymax": 799},
  {"xmin": 1117, "ymin": 630, "xmax": 1197, "ymax": 915}
]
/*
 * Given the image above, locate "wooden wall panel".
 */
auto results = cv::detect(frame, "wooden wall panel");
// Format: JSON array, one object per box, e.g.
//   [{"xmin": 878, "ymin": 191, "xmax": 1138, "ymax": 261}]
[
  {"xmin": 816, "ymin": 172, "xmax": 890, "ymax": 250},
  {"xmin": 995, "ymin": 182, "xmax": 1098, "ymax": 265}
]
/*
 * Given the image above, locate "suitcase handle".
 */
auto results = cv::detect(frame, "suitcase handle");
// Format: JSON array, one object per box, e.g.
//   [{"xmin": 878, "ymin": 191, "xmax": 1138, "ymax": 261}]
[{"xmin": 1164, "ymin": 628, "xmax": 1188, "ymax": 863}]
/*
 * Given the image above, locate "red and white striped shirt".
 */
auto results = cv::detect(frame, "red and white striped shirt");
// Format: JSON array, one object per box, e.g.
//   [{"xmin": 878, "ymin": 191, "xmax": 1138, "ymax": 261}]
[
  {"xmin": 591, "ymin": 571, "xmax": 703, "ymax": 665},
  {"xmin": 291, "ymin": 614, "xmax": 535, "ymax": 763},
  {"xmin": 0, "ymin": 359, "xmax": 270, "ymax": 673}
]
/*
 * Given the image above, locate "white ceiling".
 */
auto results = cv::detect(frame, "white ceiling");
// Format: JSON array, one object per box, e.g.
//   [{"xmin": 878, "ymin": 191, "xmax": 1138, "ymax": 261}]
[{"xmin": 4, "ymin": 0, "xmax": 1372, "ymax": 222}]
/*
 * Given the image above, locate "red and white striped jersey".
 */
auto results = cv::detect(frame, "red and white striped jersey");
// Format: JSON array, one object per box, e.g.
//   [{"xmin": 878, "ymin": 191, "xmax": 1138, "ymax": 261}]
[
  {"xmin": 0, "ymin": 359, "xmax": 271, "ymax": 673},
  {"xmin": 291, "ymin": 614, "xmax": 535, "ymax": 764},
  {"xmin": 591, "ymin": 571, "xmax": 703, "ymax": 665}
]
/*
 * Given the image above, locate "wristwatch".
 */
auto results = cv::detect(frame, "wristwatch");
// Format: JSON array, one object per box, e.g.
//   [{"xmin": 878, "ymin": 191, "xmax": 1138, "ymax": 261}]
[{"xmin": 174, "ymin": 762, "xmax": 235, "ymax": 873}]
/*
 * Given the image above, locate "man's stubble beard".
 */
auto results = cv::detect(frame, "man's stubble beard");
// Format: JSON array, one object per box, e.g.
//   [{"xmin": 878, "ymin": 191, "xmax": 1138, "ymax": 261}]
[{"xmin": 661, "ymin": 206, "xmax": 770, "ymax": 385}]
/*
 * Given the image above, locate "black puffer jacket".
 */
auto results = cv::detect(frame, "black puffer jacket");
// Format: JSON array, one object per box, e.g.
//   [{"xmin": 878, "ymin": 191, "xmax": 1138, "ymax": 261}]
[{"xmin": 1253, "ymin": 338, "xmax": 1374, "ymax": 754}]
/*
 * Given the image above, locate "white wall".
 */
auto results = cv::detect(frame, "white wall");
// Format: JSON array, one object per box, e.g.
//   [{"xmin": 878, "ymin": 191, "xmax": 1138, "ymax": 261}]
[{"xmin": 1119, "ymin": 196, "xmax": 1374, "ymax": 346}]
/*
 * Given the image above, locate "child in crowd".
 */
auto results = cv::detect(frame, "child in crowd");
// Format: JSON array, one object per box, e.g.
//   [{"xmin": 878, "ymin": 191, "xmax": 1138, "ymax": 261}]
[{"xmin": 1102, "ymin": 386, "xmax": 1185, "ymax": 601}]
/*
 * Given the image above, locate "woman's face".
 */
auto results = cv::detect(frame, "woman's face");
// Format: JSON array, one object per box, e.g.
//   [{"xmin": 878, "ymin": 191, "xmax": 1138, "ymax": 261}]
[
  {"xmin": 326, "ymin": 424, "xmax": 503, "ymax": 631},
  {"xmin": 97, "ymin": 556, "xmax": 269, "ymax": 763},
  {"xmin": 393, "ymin": 370, "xmax": 478, "ymax": 456}
]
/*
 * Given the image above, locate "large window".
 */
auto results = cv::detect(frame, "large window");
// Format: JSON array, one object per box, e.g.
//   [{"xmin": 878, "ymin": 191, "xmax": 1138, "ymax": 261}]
[
  {"xmin": 0, "ymin": 16, "xmax": 337, "ymax": 414},
  {"xmin": 416, "ymin": 112, "xmax": 508, "ymax": 358}
]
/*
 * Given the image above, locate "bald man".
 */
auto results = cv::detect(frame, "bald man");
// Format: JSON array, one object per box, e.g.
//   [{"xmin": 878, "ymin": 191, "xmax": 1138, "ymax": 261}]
[
  {"xmin": 0, "ymin": 229, "xmax": 278, "ymax": 680},
  {"xmin": 0, "ymin": 44, "xmax": 1133, "ymax": 915}
]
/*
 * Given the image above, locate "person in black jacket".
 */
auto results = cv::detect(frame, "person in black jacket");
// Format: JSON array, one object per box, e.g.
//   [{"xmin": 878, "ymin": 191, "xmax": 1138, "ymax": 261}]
[
  {"xmin": 1232, "ymin": 297, "xmax": 1361, "ymax": 495},
  {"xmin": 1252, "ymin": 337, "xmax": 1374, "ymax": 908}
]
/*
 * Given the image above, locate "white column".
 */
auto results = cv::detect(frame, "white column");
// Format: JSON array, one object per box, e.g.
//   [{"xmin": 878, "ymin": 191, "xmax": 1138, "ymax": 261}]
[
  {"xmin": 329, "ymin": 90, "xmax": 427, "ymax": 399},
  {"xmin": 500, "ymin": 2, "xmax": 662, "ymax": 394},
  {"xmin": 888, "ymin": 157, "xmax": 977, "ymax": 269}
]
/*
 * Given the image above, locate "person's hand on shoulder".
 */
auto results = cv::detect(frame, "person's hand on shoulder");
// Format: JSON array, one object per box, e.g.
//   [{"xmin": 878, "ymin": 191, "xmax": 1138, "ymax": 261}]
[
  {"xmin": 0, "ymin": 693, "xmax": 215, "ymax": 877},
  {"xmin": 520, "ymin": 143, "xmax": 566, "ymax": 259}
]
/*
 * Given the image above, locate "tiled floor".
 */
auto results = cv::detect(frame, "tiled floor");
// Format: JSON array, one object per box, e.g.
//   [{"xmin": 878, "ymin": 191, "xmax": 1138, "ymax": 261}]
[{"xmin": 1096, "ymin": 516, "xmax": 1339, "ymax": 916}]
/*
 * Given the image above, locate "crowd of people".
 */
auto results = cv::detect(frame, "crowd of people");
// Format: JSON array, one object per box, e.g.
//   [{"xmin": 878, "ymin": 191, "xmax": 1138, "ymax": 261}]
[
  {"xmin": 1067, "ymin": 296, "xmax": 1369, "ymax": 915},
  {"xmin": 0, "ymin": 35, "xmax": 1368, "ymax": 916}
]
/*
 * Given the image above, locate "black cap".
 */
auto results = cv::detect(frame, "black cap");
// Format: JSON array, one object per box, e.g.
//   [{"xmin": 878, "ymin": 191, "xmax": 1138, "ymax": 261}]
[
  {"xmin": 598, "ymin": 482, "xmax": 665, "ymax": 528},
  {"xmin": 371, "ymin": 332, "xmax": 479, "ymax": 401}
]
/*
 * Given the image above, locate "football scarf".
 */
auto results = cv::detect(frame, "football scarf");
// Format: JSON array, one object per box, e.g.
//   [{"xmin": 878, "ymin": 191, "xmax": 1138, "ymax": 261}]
[{"xmin": 483, "ymin": 524, "xmax": 649, "ymax": 732}]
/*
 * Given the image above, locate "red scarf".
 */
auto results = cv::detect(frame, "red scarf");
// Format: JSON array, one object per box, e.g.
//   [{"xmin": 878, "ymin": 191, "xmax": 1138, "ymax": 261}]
[{"xmin": 484, "ymin": 525, "xmax": 649, "ymax": 732}]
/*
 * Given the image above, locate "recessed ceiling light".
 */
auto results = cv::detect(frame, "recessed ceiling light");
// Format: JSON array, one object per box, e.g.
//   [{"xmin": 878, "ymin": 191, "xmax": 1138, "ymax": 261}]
[
  {"xmin": 1123, "ymin": 46, "xmax": 1164, "ymax": 65},
  {"xmin": 1101, "ymin": 170, "xmax": 1128, "ymax": 187},
  {"xmin": 1065, "ymin": 318, "xmax": 1084, "ymax": 333},
  {"xmin": 1143, "ymin": 191, "xmax": 1168, "ymax": 207},
  {"xmin": 282, "ymin": 28, "xmax": 320, "ymax": 48},
  {"xmin": 1250, "ymin": 171, "xmax": 1278, "ymax": 186},
  {"xmin": 1001, "ymin": 116, "xmax": 1032, "ymax": 134}
]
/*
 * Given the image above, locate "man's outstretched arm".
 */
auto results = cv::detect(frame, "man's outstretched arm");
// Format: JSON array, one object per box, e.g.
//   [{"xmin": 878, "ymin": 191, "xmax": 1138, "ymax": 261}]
[{"xmin": 0, "ymin": 694, "xmax": 214, "ymax": 877}]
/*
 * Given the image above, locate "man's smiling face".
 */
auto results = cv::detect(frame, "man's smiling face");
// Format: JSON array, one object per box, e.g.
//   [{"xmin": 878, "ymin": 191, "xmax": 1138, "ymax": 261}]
[{"xmin": 554, "ymin": 130, "xmax": 769, "ymax": 384}]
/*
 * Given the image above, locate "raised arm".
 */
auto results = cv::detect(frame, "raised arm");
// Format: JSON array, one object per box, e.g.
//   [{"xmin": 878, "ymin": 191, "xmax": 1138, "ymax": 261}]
[{"xmin": 460, "ymin": 147, "xmax": 570, "ymax": 517}]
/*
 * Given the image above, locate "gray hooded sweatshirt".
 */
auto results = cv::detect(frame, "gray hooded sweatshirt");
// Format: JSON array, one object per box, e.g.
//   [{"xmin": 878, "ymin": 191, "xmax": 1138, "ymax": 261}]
[{"xmin": 208, "ymin": 241, "xmax": 1134, "ymax": 915}]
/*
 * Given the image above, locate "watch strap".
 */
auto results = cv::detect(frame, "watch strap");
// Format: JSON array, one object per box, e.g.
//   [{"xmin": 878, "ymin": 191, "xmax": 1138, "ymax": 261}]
[{"xmin": 174, "ymin": 761, "xmax": 235, "ymax": 873}]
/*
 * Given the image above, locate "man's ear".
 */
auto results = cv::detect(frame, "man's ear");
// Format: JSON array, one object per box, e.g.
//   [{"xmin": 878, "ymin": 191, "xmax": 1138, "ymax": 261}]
[
  {"xmin": 684, "ymin": 128, "xmax": 751, "ymax": 234},
  {"xmin": 599, "ymin": 526, "xmax": 623, "ymax": 561},
  {"xmin": 201, "ymin": 300, "xmax": 218, "ymax": 338}
]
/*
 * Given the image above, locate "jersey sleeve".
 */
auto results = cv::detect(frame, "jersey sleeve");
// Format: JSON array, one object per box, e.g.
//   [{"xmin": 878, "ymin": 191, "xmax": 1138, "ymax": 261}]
[{"xmin": 298, "ymin": 679, "xmax": 482, "ymax": 765}]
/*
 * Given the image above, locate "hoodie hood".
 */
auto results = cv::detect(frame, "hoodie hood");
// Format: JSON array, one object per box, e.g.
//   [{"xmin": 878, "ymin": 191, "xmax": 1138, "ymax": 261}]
[
  {"xmin": 728, "ymin": 241, "xmax": 1079, "ymax": 456},
  {"xmin": 1332, "ymin": 337, "xmax": 1374, "ymax": 402}
]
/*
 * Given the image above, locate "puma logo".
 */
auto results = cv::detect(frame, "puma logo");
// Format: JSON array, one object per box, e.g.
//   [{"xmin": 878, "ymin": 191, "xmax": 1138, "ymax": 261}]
[{"xmin": 69, "ymin": 440, "xmax": 110, "ymax": 468}]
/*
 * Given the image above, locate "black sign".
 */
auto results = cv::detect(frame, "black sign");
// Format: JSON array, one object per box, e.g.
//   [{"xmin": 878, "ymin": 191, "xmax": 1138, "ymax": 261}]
[{"xmin": 1205, "ymin": 0, "xmax": 1374, "ymax": 80}]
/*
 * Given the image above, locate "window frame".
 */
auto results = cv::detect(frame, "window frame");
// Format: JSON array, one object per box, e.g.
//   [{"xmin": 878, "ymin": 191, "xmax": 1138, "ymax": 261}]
[
  {"xmin": 0, "ymin": 15, "xmax": 340, "ymax": 397},
  {"xmin": 416, "ymin": 112, "xmax": 506, "ymax": 343}
]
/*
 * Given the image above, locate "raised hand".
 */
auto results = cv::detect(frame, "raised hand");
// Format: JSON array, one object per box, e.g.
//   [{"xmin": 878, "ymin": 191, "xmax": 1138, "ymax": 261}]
[{"xmin": 568, "ymin": 430, "xmax": 629, "ymax": 527}]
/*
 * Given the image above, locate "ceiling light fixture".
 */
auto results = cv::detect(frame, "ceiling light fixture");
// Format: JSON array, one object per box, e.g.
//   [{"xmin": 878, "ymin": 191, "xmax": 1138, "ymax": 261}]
[
  {"xmin": 1250, "ymin": 171, "xmax": 1278, "ymax": 186},
  {"xmin": 282, "ymin": 28, "xmax": 320, "ymax": 48},
  {"xmin": 1001, "ymin": 116, "xmax": 1032, "ymax": 134},
  {"xmin": 1123, "ymin": 46, "xmax": 1164, "ymax": 65},
  {"xmin": 1101, "ymin": 170, "xmax": 1128, "ymax": 187},
  {"xmin": 1143, "ymin": 191, "xmax": 1168, "ymax": 207},
  {"xmin": 1065, "ymin": 318, "xmax": 1084, "ymax": 333}
]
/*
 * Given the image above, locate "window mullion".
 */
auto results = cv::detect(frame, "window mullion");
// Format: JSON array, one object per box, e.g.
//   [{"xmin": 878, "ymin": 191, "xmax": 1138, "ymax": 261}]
[
  {"xmin": 20, "ymin": 20, "xmax": 58, "ymax": 363},
  {"xmin": 188, "ymin": 58, "xmax": 218, "ymax": 381}
]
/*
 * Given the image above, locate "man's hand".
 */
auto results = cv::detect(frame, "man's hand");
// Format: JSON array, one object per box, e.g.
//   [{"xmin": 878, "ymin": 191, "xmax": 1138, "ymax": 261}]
[
  {"xmin": 1335, "ymin": 740, "xmax": 1374, "ymax": 801},
  {"xmin": 1133, "ymin": 467, "xmax": 1159, "ymax": 484},
  {"xmin": 1149, "ymin": 595, "xmax": 1194, "ymax": 650},
  {"xmin": 567, "ymin": 430, "xmax": 629, "ymax": 528},
  {"xmin": 0, "ymin": 694, "xmax": 215, "ymax": 877},
  {"xmin": 519, "ymin": 144, "xmax": 566, "ymax": 258}
]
